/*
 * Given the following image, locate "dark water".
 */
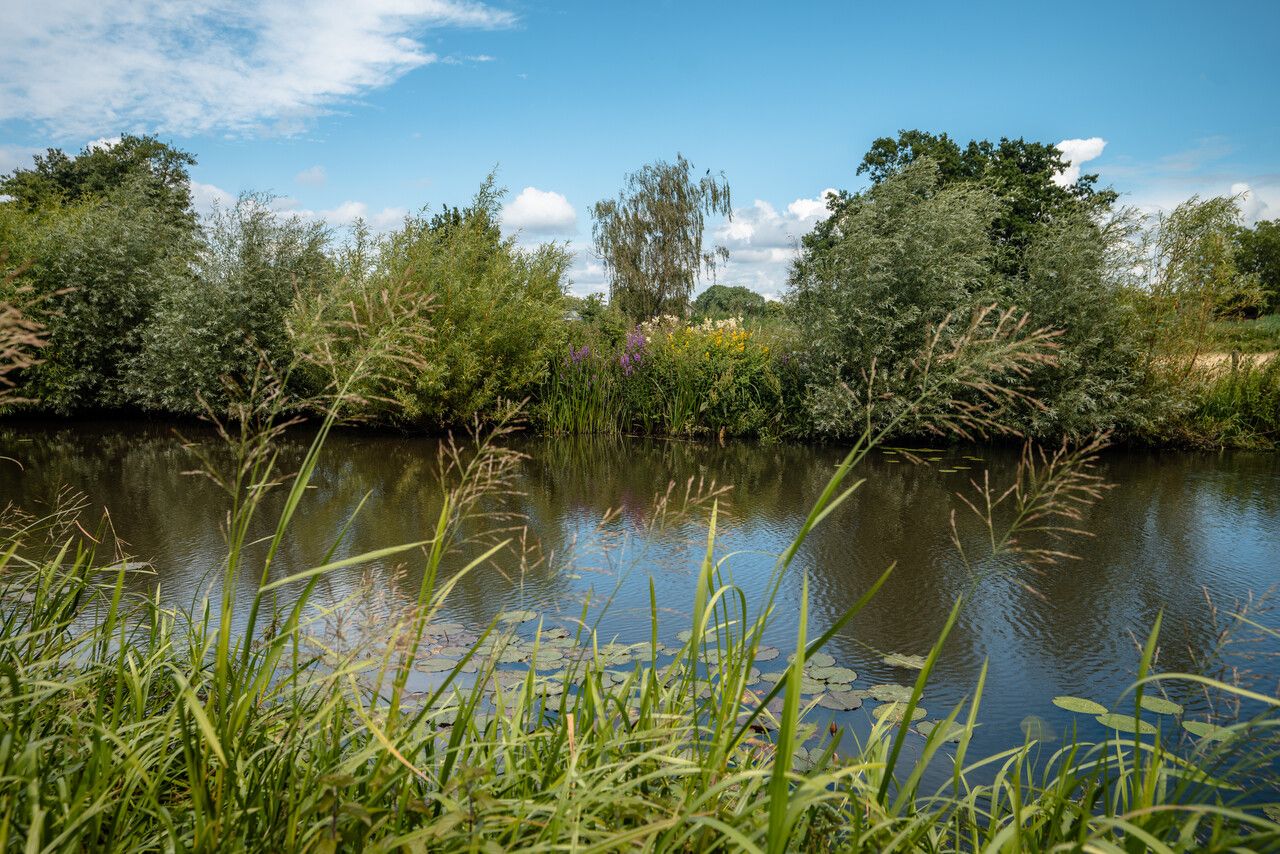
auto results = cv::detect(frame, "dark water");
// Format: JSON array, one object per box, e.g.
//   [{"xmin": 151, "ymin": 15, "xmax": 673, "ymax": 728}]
[{"xmin": 4, "ymin": 419, "xmax": 1279, "ymax": 758}]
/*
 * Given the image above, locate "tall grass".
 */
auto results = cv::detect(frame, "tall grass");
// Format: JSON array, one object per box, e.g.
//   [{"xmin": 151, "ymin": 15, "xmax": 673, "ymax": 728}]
[
  {"xmin": 3, "ymin": 307, "xmax": 1279, "ymax": 850},
  {"xmin": 1186, "ymin": 354, "xmax": 1280, "ymax": 448}
]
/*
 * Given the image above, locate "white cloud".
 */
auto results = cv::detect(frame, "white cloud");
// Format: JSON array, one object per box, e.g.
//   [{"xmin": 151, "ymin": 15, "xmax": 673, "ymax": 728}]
[
  {"xmin": 709, "ymin": 189, "xmax": 837, "ymax": 298},
  {"xmin": 86, "ymin": 136, "xmax": 122, "ymax": 152},
  {"xmin": 1053, "ymin": 137, "xmax": 1107, "ymax": 187},
  {"xmin": 295, "ymin": 165, "xmax": 327, "ymax": 187},
  {"xmin": 0, "ymin": 144, "xmax": 40, "ymax": 176},
  {"xmin": 0, "ymin": 0, "xmax": 516, "ymax": 137},
  {"xmin": 501, "ymin": 186, "xmax": 577, "ymax": 234},
  {"xmin": 307, "ymin": 200, "xmax": 408, "ymax": 230},
  {"xmin": 190, "ymin": 181, "xmax": 235, "ymax": 215},
  {"xmin": 1230, "ymin": 181, "xmax": 1277, "ymax": 223}
]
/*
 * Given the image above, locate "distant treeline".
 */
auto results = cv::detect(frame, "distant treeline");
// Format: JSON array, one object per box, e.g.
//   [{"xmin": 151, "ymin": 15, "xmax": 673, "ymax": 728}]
[{"xmin": 1, "ymin": 131, "xmax": 1277, "ymax": 446}]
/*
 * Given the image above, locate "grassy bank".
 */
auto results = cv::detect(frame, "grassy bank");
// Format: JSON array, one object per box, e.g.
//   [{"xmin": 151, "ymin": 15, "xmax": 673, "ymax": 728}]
[{"xmin": 3, "ymin": 360, "xmax": 1279, "ymax": 851}]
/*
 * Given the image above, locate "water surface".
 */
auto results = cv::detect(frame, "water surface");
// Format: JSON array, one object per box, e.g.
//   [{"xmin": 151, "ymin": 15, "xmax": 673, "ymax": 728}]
[{"xmin": 4, "ymin": 419, "xmax": 1278, "ymax": 758}]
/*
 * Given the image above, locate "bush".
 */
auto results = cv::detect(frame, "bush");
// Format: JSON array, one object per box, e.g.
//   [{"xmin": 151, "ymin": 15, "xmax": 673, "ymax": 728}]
[
  {"xmin": 0, "ymin": 188, "xmax": 194, "ymax": 412},
  {"xmin": 130, "ymin": 195, "xmax": 334, "ymax": 414},
  {"xmin": 371, "ymin": 180, "xmax": 571, "ymax": 426}
]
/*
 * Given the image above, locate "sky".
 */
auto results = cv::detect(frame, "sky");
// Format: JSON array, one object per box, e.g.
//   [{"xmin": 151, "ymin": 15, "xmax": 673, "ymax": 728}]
[{"xmin": 2, "ymin": 0, "xmax": 1278, "ymax": 297}]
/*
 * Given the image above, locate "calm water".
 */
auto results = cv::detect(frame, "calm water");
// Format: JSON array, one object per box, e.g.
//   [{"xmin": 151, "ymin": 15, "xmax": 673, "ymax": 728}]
[{"xmin": 3, "ymin": 418, "xmax": 1279, "ymax": 757}]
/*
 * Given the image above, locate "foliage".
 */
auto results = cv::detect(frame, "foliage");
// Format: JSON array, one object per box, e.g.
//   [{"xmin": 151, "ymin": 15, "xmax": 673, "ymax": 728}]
[
  {"xmin": 787, "ymin": 159, "xmax": 1002, "ymax": 436},
  {"xmin": 130, "ymin": 194, "xmax": 334, "ymax": 414},
  {"xmin": 1135, "ymin": 196, "xmax": 1266, "ymax": 377},
  {"xmin": 1180, "ymin": 355, "xmax": 1280, "ymax": 448},
  {"xmin": 856, "ymin": 129, "xmax": 1117, "ymax": 265},
  {"xmin": 691, "ymin": 283, "xmax": 768, "ymax": 318},
  {"xmin": 1207, "ymin": 313, "xmax": 1280, "ymax": 354},
  {"xmin": 0, "ymin": 138, "xmax": 200, "ymax": 413},
  {"xmin": 1235, "ymin": 218, "xmax": 1280, "ymax": 314},
  {"xmin": 591, "ymin": 154, "xmax": 732, "ymax": 320},
  {"xmin": 311, "ymin": 179, "xmax": 571, "ymax": 426},
  {"xmin": 0, "ymin": 134, "xmax": 197, "ymax": 229}
]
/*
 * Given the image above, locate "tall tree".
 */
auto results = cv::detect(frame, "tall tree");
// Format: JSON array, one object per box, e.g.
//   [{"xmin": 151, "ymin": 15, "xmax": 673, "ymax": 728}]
[
  {"xmin": 1235, "ymin": 218, "xmax": 1280, "ymax": 314},
  {"xmin": 854, "ymin": 130, "xmax": 1117, "ymax": 269},
  {"xmin": 591, "ymin": 155, "xmax": 731, "ymax": 320}
]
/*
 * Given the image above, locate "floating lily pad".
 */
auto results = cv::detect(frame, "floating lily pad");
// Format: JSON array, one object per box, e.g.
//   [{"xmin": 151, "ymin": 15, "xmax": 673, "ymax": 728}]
[
  {"xmin": 754, "ymin": 646, "xmax": 780, "ymax": 662},
  {"xmin": 918, "ymin": 720, "xmax": 966, "ymax": 742},
  {"xmin": 497, "ymin": 609, "xmax": 538, "ymax": 624},
  {"xmin": 676, "ymin": 630, "xmax": 693, "ymax": 643},
  {"xmin": 760, "ymin": 671, "xmax": 786, "ymax": 686},
  {"xmin": 869, "ymin": 684, "xmax": 913, "ymax": 703},
  {"xmin": 1096, "ymin": 713, "xmax": 1158, "ymax": 735},
  {"xmin": 1182, "ymin": 720, "xmax": 1230, "ymax": 741},
  {"xmin": 800, "ymin": 678, "xmax": 827, "ymax": 695},
  {"xmin": 1140, "ymin": 695, "xmax": 1183, "ymax": 716},
  {"xmin": 818, "ymin": 690, "xmax": 864, "ymax": 711},
  {"xmin": 1052, "ymin": 696, "xmax": 1108, "ymax": 716},
  {"xmin": 874, "ymin": 703, "xmax": 926, "ymax": 724},
  {"xmin": 416, "ymin": 656, "xmax": 459, "ymax": 673},
  {"xmin": 790, "ymin": 651, "xmax": 835, "ymax": 668},
  {"xmin": 882, "ymin": 653, "xmax": 927, "ymax": 670},
  {"xmin": 809, "ymin": 665, "xmax": 858, "ymax": 683}
]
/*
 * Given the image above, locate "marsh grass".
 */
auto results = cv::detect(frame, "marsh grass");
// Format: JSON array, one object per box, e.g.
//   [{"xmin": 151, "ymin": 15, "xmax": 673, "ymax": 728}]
[{"xmin": 3, "ymin": 307, "xmax": 1280, "ymax": 851}]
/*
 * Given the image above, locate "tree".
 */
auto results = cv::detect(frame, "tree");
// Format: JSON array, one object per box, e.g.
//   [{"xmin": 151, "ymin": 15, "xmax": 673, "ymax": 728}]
[
  {"xmin": 130, "ymin": 194, "xmax": 334, "ymax": 413},
  {"xmin": 0, "ymin": 136, "xmax": 200, "ymax": 412},
  {"xmin": 1, "ymin": 135, "xmax": 197, "ymax": 229},
  {"xmin": 786, "ymin": 159, "xmax": 1000, "ymax": 435},
  {"xmin": 691, "ymin": 284, "xmax": 767, "ymax": 318},
  {"xmin": 1235, "ymin": 218, "xmax": 1280, "ymax": 314},
  {"xmin": 855, "ymin": 130, "xmax": 1117, "ymax": 270},
  {"xmin": 591, "ymin": 155, "xmax": 731, "ymax": 320}
]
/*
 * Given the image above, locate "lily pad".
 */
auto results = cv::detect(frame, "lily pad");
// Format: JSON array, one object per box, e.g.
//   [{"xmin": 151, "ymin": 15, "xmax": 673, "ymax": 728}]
[
  {"xmin": 754, "ymin": 646, "xmax": 781, "ymax": 662},
  {"xmin": 882, "ymin": 652, "xmax": 927, "ymax": 670},
  {"xmin": 497, "ymin": 609, "xmax": 538, "ymax": 625},
  {"xmin": 874, "ymin": 703, "xmax": 927, "ymax": 724},
  {"xmin": 676, "ymin": 630, "xmax": 694, "ymax": 643},
  {"xmin": 1183, "ymin": 720, "xmax": 1230, "ymax": 741},
  {"xmin": 416, "ymin": 656, "xmax": 460, "ymax": 673},
  {"xmin": 790, "ymin": 651, "xmax": 835, "ymax": 668},
  {"xmin": 818, "ymin": 690, "xmax": 864, "ymax": 711},
  {"xmin": 1096, "ymin": 713, "xmax": 1158, "ymax": 735},
  {"xmin": 800, "ymin": 678, "xmax": 827, "ymax": 695},
  {"xmin": 918, "ymin": 720, "xmax": 966, "ymax": 742},
  {"xmin": 1052, "ymin": 695, "xmax": 1108, "ymax": 716},
  {"xmin": 1140, "ymin": 695, "xmax": 1183, "ymax": 716},
  {"xmin": 809, "ymin": 665, "xmax": 858, "ymax": 683},
  {"xmin": 869, "ymin": 684, "xmax": 914, "ymax": 703}
]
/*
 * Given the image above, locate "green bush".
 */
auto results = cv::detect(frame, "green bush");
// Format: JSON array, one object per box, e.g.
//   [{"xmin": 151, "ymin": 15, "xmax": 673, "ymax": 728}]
[
  {"xmin": 130, "ymin": 195, "xmax": 334, "ymax": 414},
  {"xmin": 372, "ymin": 180, "xmax": 571, "ymax": 426},
  {"xmin": 0, "ymin": 189, "xmax": 194, "ymax": 412}
]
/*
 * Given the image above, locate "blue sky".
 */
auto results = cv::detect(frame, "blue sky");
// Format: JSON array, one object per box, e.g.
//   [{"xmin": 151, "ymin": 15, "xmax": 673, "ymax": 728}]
[{"xmin": 2, "ymin": 0, "xmax": 1278, "ymax": 295}]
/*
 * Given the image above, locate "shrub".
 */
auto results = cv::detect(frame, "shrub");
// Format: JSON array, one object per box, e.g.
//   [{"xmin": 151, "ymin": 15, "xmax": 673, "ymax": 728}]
[
  {"xmin": 130, "ymin": 194, "xmax": 334, "ymax": 414},
  {"xmin": 373, "ymin": 179, "xmax": 571, "ymax": 426}
]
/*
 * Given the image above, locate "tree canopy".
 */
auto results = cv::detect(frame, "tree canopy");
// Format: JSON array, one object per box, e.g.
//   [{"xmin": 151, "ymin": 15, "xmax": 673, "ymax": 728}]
[{"xmin": 591, "ymin": 155, "xmax": 731, "ymax": 320}]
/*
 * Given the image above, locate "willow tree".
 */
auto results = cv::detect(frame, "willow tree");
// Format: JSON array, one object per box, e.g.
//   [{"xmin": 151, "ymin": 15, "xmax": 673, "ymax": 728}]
[{"xmin": 591, "ymin": 155, "xmax": 731, "ymax": 319}]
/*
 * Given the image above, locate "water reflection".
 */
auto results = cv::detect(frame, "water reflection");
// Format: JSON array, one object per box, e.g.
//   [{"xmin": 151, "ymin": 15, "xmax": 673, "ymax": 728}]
[{"xmin": 3, "ymin": 418, "xmax": 1278, "ymax": 757}]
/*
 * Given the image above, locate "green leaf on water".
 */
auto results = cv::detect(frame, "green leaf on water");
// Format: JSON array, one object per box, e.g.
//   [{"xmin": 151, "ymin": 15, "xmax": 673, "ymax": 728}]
[
  {"xmin": 1096, "ymin": 713, "xmax": 1158, "ymax": 735},
  {"xmin": 882, "ymin": 653, "xmax": 927, "ymax": 670},
  {"xmin": 791, "ymin": 651, "xmax": 835, "ymax": 668},
  {"xmin": 754, "ymin": 646, "xmax": 780, "ymax": 662},
  {"xmin": 1140, "ymin": 695, "xmax": 1183, "ymax": 716},
  {"xmin": 817, "ymin": 690, "xmax": 863, "ymax": 711},
  {"xmin": 1182, "ymin": 720, "xmax": 1230, "ymax": 741},
  {"xmin": 1052, "ymin": 696, "xmax": 1108, "ymax": 716},
  {"xmin": 1020, "ymin": 715, "xmax": 1055, "ymax": 743},
  {"xmin": 809, "ymin": 665, "xmax": 857, "ymax": 683},
  {"xmin": 868, "ymin": 684, "xmax": 913, "ymax": 703},
  {"xmin": 497, "ymin": 609, "xmax": 537, "ymax": 624}
]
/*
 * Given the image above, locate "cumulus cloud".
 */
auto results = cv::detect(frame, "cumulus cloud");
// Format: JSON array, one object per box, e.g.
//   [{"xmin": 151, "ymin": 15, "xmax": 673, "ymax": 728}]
[
  {"xmin": 190, "ymin": 180, "xmax": 235, "ymax": 216},
  {"xmin": 501, "ymin": 186, "xmax": 577, "ymax": 234},
  {"xmin": 1053, "ymin": 137, "xmax": 1107, "ymax": 187},
  {"xmin": 710, "ymin": 189, "xmax": 837, "ymax": 298},
  {"xmin": 0, "ymin": 0, "xmax": 516, "ymax": 137},
  {"xmin": 295, "ymin": 165, "xmax": 327, "ymax": 187}
]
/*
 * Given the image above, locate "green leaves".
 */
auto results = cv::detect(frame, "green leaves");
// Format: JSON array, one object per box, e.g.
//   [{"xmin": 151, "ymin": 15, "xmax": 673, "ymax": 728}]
[{"xmin": 1052, "ymin": 696, "xmax": 1108, "ymax": 715}]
